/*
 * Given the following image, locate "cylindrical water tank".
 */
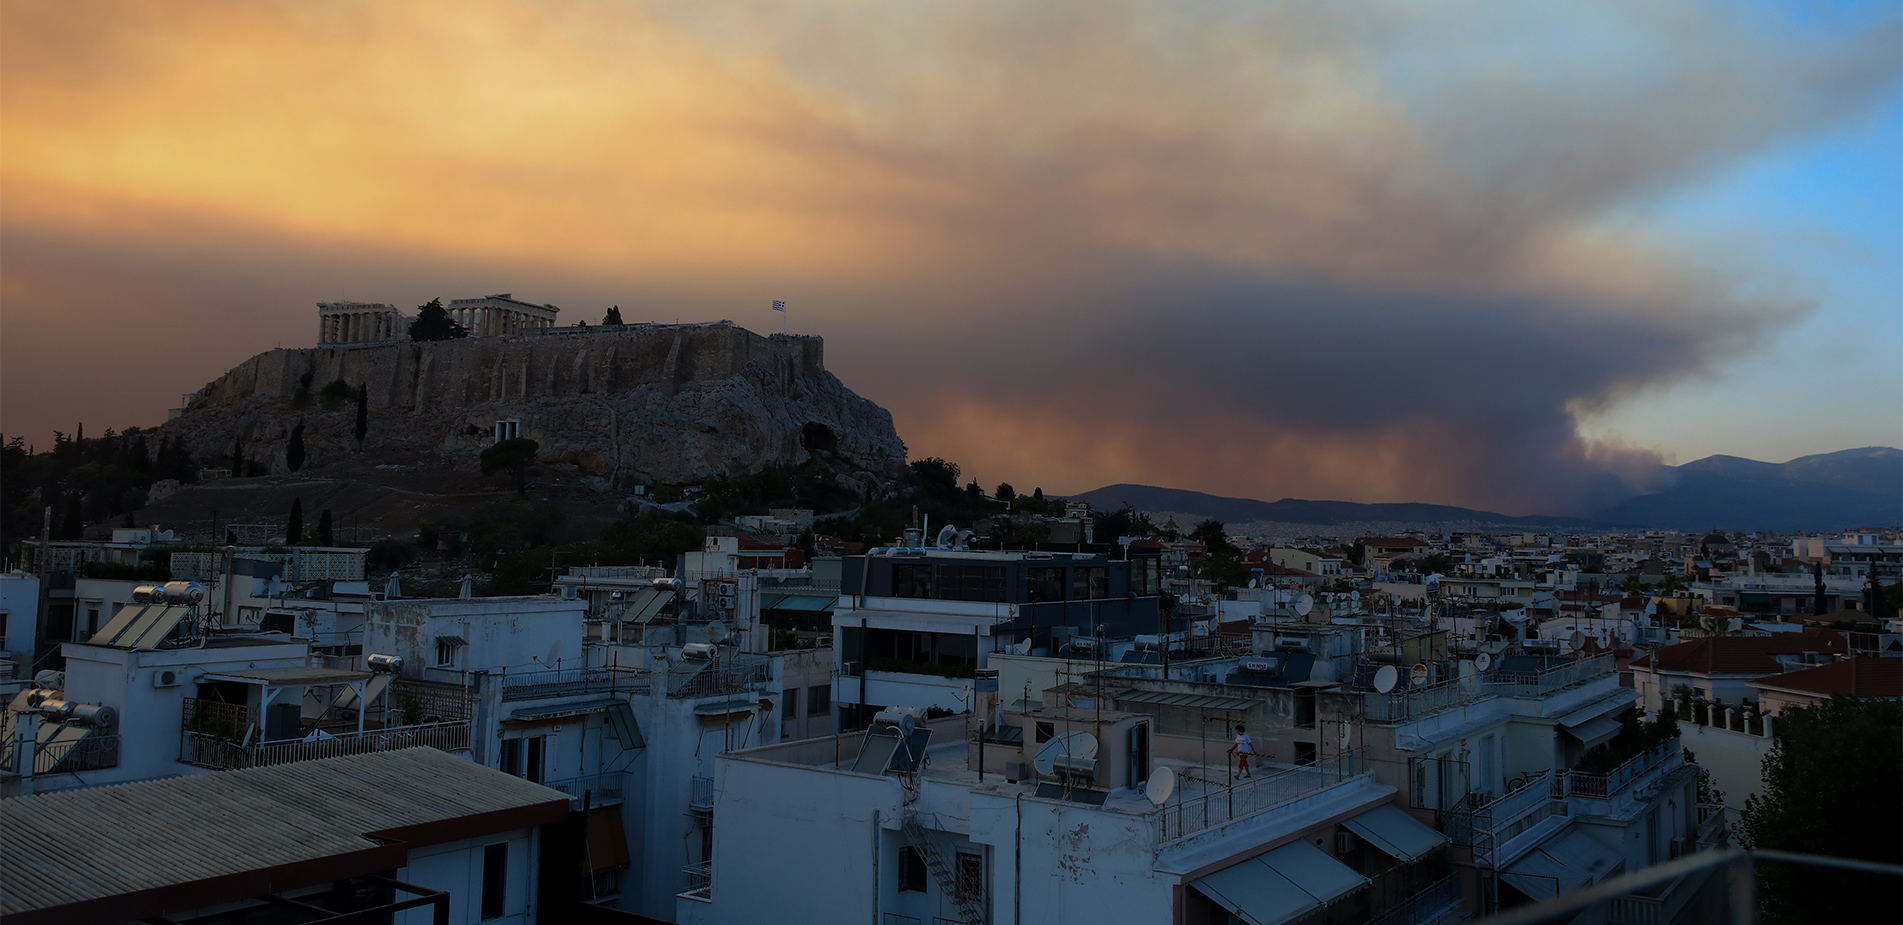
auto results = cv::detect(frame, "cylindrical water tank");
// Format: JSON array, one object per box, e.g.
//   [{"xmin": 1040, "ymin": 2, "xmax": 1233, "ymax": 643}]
[
  {"xmin": 132, "ymin": 584, "xmax": 165, "ymax": 603},
  {"xmin": 366, "ymin": 654, "xmax": 404, "ymax": 674},
  {"xmin": 161, "ymin": 581, "xmax": 205, "ymax": 604},
  {"xmin": 68, "ymin": 704, "xmax": 116, "ymax": 727}
]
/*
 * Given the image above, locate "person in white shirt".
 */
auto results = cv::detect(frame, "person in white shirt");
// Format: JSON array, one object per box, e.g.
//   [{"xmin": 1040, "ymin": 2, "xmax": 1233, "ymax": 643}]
[{"xmin": 1229, "ymin": 723, "xmax": 1253, "ymax": 778}]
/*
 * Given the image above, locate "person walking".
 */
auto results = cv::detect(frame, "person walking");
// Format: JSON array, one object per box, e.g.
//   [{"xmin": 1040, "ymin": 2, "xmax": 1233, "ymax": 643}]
[{"xmin": 1229, "ymin": 723, "xmax": 1253, "ymax": 778}]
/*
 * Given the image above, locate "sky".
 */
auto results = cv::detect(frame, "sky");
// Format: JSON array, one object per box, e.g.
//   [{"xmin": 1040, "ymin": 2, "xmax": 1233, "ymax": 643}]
[{"xmin": 1, "ymin": 1, "xmax": 1898, "ymax": 517}]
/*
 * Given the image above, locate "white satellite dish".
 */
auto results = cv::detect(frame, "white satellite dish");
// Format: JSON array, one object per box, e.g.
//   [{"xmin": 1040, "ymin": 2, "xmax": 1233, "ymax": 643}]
[
  {"xmin": 545, "ymin": 638, "xmax": 565, "ymax": 666},
  {"xmin": 1014, "ymin": 638, "xmax": 1033, "ymax": 656},
  {"xmin": 1294, "ymin": 594, "xmax": 1314, "ymax": 617},
  {"xmin": 707, "ymin": 622, "xmax": 730, "ymax": 644},
  {"xmin": 1411, "ymin": 663, "xmax": 1430, "ymax": 686},
  {"xmin": 1474, "ymin": 652, "xmax": 1493, "ymax": 671},
  {"xmin": 1145, "ymin": 765, "xmax": 1176, "ymax": 806},
  {"xmin": 1034, "ymin": 731, "xmax": 1099, "ymax": 777},
  {"xmin": 935, "ymin": 525, "xmax": 959, "ymax": 548},
  {"xmin": 1373, "ymin": 665, "xmax": 1399, "ymax": 694}
]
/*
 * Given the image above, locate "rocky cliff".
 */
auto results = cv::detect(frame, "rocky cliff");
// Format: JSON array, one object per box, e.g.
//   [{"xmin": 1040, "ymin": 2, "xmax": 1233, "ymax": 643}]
[{"xmin": 161, "ymin": 323, "xmax": 907, "ymax": 485}]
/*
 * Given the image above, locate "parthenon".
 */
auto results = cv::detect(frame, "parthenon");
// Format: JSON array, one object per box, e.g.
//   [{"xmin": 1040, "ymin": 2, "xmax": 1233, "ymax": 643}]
[
  {"xmin": 316, "ymin": 301, "xmax": 405, "ymax": 345},
  {"xmin": 315, "ymin": 293, "xmax": 561, "ymax": 344},
  {"xmin": 446, "ymin": 293, "xmax": 560, "ymax": 336}
]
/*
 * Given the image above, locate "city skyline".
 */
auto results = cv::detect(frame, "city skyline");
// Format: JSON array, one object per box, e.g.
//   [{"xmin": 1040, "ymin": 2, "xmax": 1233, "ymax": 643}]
[{"xmin": 2, "ymin": 1, "xmax": 1898, "ymax": 516}]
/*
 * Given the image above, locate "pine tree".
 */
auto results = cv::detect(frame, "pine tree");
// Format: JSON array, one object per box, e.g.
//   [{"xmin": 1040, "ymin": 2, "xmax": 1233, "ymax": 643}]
[
  {"xmin": 354, "ymin": 384, "xmax": 368, "ymax": 448},
  {"xmin": 316, "ymin": 509, "xmax": 333, "ymax": 546},
  {"xmin": 407, "ymin": 298, "xmax": 467, "ymax": 341},
  {"xmin": 286, "ymin": 422, "xmax": 306, "ymax": 473},
  {"xmin": 286, "ymin": 498, "xmax": 303, "ymax": 545}
]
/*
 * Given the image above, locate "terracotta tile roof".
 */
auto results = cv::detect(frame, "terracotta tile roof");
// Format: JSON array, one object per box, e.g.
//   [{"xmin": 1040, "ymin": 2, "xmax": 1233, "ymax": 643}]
[
  {"xmin": 1630, "ymin": 629, "xmax": 1847, "ymax": 676},
  {"xmin": 1751, "ymin": 657, "xmax": 1903, "ymax": 699}
]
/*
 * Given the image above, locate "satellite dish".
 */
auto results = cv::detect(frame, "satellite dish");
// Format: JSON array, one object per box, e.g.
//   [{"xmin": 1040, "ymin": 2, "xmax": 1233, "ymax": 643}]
[
  {"xmin": 1145, "ymin": 765, "xmax": 1176, "ymax": 805},
  {"xmin": 1474, "ymin": 652, "xmax": 1493, "ymax": 671},
  {"xmin": 1034, "ymin": 731, "xmax": 1099, "ymax": 777},
  {"xmin": 935, "ymin": 525, "xmax": 959, "ymax": 548},
  {"xmin": 1570, "ymin": 631, "xmax": 1585, "ymax": 648},
  {"xmin": 1014, "ymin": 639, "xmax": 1033, "ymax": 655},
  {"xmin": 1411, "ymin": 664, "xmax": 1430, "ymax": 686},
  {"xmin": 707, "ymin": 622, "xmax": 730, "ymax": 644},
  {"xmin": 1373, "ymin": 665, "xmax": 1399, "ymax": 694},
  {"xmin": 546, "ymin": 638, "xmax": 565, "ymax": 665},
  {"xmin": 1294, "ymin": 594, "xmax": 1314, "ymax": 617}
]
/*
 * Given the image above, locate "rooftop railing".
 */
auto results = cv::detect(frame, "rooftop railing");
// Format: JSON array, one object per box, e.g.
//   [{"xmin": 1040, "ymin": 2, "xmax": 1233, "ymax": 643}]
[
  {"xmin": 1153, "ymin": 751, "xmax": 1366, "ymax": 844},
  {"xmin": 181, "ymin": 721, "xmax": 470, "ymax": 770},
  {"xmin": 500, "ymin": 666, "xmax": 649, "ymax": 701},
  {"xmin": 1364, "ymin": 653, "xmax": 1616, "ymax": 724},
  {"xmin": 0, "ymin": 732, "xmax": 121, "ymax": 775},
  {"xmin": 544, "ymin": 772, "xmax": 626, "ymax": 810},
  {"xmin": 670, "ymin": 657, "xmax": 772, "ymax": 699}
]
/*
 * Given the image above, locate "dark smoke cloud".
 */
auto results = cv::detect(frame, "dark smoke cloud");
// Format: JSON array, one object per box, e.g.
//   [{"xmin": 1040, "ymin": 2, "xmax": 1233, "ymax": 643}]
[{"xmin": 1, "ymin": 1, "xmax": 1896, "ymax": 515}]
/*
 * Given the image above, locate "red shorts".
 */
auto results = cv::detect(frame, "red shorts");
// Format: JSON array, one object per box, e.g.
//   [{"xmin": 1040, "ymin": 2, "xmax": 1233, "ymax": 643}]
[{"xmin": 1238, "ymin": 753, "xmax": 1250, "ymax": 770}]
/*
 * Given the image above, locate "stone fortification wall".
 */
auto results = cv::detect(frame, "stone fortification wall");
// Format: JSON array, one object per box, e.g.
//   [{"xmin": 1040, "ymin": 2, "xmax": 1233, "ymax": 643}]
[{"xmin": 163, "ymin": 323, "xmax": 905, "ymax": 484}]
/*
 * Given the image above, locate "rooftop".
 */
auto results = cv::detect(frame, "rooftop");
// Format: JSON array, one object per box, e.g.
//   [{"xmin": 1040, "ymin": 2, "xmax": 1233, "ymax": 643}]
[
  {"xmin": 0, "ymin": 748, "xmax": 568, "ymax": 924},
  {"xmin": 1750, "ymin": 657, "xmax": 1903, "ymax": 699},
  {"xmin": 1630, "ymin": 630, "xmax": 1847, "ymax": 676}
]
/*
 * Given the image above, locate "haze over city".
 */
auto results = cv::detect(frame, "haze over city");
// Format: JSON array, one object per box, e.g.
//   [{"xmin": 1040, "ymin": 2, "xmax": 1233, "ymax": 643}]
[{"xmin": 2, "ymin": 1, "xmax": 1898, "ymax": 515}]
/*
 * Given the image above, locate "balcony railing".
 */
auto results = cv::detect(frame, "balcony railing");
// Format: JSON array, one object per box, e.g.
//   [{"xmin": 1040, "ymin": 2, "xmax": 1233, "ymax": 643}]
[
  {"xmin": 0, "ymin": 732, "xmax": 121, "ymax": 775},
  {"xmin": 1369, "ymin": 875, "xmax": 1463, "ymax": 925},
  {"xmin": 690, "ymin": 775, "xmax": 715, "ymax": 812},
  {"xmin": 670, "ymin": 658, "xmax": 772, "ymax": 698},
  {"xmin": 501, "ymin": 666, "xmax": 649, "ymax": 701},
  {"xmin": 1365, "ymin": 654, "xmax": 1616, "ymax": 725},
  {"xmin": 1487, "ymin": 653, "xmax": 1615, "ymax": 696},
  {"xmin": 544, "ymin": 772, "xmax": 626, "ymax": 809},
  {"xmin": 680, "ymin": 861, "xmax": 713, "ymax": 901},
  {"xmin": 1154, "ymin": 751, "xmax": 1365, "ymax": 844},
  {"xmin": 181, "ymin": 721, "xmax": 470, "ymax": 770},
  {"xmin": 1443, "ymin": 770, "xmax": 1568, "ymax": 869},
  {"xmin": 1556, "ymin": 737, "xmax": 1681, "ymax": 802}
]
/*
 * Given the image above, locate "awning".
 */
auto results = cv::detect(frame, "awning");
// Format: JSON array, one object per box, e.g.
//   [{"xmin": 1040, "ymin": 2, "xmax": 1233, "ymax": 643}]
[
  {"xmin": 583, "ymin": 806, "xmax": 631, "ymax": 875},
  {"xmin": 1500, "ymin": 827, "xmax": 1623, "ymax": 900},
  {"xmin": 694, "ymin": 699, "xmax": 760, "ymax": 719},
  {"xmin": 510, "ymin": 699, "xmax": 620, "ymax": 721},
  {"xmin": 1565, "ymin": 716, "xmax": 1623, "ymax": 751},
  {"xmin": 1342, "ymin": 803, "xmax": 1449, "ymax": 862},
  {"xmin": 1116, "ymin": 689, "xmax": 1259, "ymax": 712},
  {"xmin": 204, "ymin": 667, "xmax": 373, "ymax": 686},
  {"xmin": 1191, "ymin": 840, "xmax": 1369, "ymax": 925},
  {"xmin": 766, "ymin": 594, "xmax": 838, "ymax": 613},
  {"xmin": 1556, "ymin": 691, "xmax": 1637, "ymax": 728},
  {"xmin": 434, "ymin": 634, "xmax": 467, "ymax": 647}
]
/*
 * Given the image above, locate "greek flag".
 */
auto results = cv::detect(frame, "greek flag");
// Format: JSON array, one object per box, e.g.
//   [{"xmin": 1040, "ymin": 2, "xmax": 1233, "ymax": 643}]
[{"xmin": 772, "ymin": 300, "xmax": 786, "ymax": 312}]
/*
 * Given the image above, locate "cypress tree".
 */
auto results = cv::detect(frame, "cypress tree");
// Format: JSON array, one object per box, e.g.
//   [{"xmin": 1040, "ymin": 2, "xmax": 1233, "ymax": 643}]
[
  {"xmin": 317, "ymin": 509, "xmax": 333, "ymax": 546},
  {"xmin": 286, "ymin": 498, "xmax": 303, "ymax": 545},
  {"xmin": 287, "ymin": 422, "xmax": 306, "ymax": 473}
]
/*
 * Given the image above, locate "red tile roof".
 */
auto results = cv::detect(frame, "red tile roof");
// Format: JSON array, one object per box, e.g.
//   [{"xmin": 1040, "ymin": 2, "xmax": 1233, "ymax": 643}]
[
  {"xmin": 1630, "ymin": 629, "xmax": 1847, "ymax": 676},
  {"xmin": 1751, "ymin": 657, "xmax": 1903, "ymax": 699}
]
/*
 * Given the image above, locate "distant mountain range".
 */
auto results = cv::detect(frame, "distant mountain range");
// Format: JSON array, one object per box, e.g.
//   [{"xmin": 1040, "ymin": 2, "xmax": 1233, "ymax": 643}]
[{"xmin": 1069, "ymin": 447, "xmax": 1901, "ymax": 533}]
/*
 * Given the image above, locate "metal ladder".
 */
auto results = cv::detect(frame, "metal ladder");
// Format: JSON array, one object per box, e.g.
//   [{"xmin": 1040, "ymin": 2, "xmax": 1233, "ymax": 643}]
[{"xmin": 900, "ymin": 812, "xmax": 986, "ymax": 925}]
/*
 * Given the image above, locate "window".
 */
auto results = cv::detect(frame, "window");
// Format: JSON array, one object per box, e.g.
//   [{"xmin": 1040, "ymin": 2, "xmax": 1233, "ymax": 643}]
[
  {"xmin": 499, "ymin": 736, "xmax": 546, "ymax": 783},
  {"xmin": 898, "ymin": 847, "xmax": 928, "ymax": 892},
  {"xmin": 434, "ymin": 637, "xmax": 464, "ymax": 667},
  {"xmin": 481, "ymin": 842, "xmax": 509, "ymax": 919},
  {"xmin": 1131, "ymin": 557, "xmax": 1160, "ymax": 596},
  {"xmin": 82, "ymin": 607, "xmax": 101, "ymax": 642},
  {"xmin": 955, "ymin": 852, "xmax": 985, "ymax": 902},
  {"xmin": 782, "ymin": 688, "xmax": 799, "ymax": 719},
  {"xmin": 940, "ymin": 565, "xmax": 1006, "ymax": 602},
  {"xmin": 493, "ymin": 419, "xmax": 521, "ymax": 443},
  {"xmin": 1294, "ymin": 742, "xmax": 1317, "ymax": 766},
  {"xmin": 807, "ymin": 685, "xmax": 831, "ymax": 717},
  {"xmin": 1071, "ymin": 567, "xmax": 1107, "ymax": 600},
  {"xmin": 893, "ymin": 563, "xmax": 934, "ymax": 599},
  {"xmin": 1026, "ymin": 568, "xmax": 1065, "ymax": 602},
  {"xmin": 1035, "ymin": 722, "xmax": 1054, "ymax": 743}
]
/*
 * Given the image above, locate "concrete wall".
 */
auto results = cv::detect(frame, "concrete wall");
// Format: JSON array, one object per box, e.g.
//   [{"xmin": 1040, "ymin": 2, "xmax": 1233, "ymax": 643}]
[
  {"xmin": 394, "ymin": 830, "xmax": 538, "ymax": 925},
  {"xmin": 1676, "ymin": 722, "xmax": 1772, "ymax": 811},
  {"xmin": 0, "ymin": 574, "xmax": 40, "ymax": 666}
]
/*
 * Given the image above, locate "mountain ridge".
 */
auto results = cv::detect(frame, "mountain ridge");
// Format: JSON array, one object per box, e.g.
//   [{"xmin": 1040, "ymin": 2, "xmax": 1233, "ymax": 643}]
[{"xmin": 1068, "ymin": 447, "xmax": 1901, "ymax": 533}]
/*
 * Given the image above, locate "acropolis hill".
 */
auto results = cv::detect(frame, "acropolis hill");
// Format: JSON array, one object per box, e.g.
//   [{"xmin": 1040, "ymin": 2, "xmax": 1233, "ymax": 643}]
[{"xmin": 159, "ymin": 306, "xmax": 907, "ymax": 489}]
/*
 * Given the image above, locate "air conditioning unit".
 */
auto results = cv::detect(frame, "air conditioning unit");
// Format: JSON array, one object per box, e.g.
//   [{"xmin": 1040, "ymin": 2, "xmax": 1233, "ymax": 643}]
[
  {"xmin": 153, "ymin": 669, "xmax": 181, "ymax": 688},
  {"xmin": 1669, "ymin": 838, "xmax": 1688, "ymax": 859},
  {"xmin": 1337, "ymin": 830, "xmax": 1357, "ymax": 854},
  {"xmin": 1005, "ymin": 762, "xmax": 1025, "ymax": 783},
  {"xmin": 717, "ymin": 584, "xmax": 736, "ymax": 600}
]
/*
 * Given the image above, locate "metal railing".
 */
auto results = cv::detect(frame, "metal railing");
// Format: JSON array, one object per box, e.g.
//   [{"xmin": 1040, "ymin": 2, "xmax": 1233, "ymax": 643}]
[
  {"xmin": 1487, "ymin": 653, "xmax": 1615, "ymax": 696},
  {"xmin": 500, "ymin": 666, "xmax": 649, "ymax": 701},
  {"xmin": 182, "ymin": 721, "xmax": 470, "ymax": 770},
  {"xmin": 1477, "ymin": 848, "xmax": 1903, "ymax": 925},
  {"xmin": 1154, "ymin": 751, "xmax": 1365, "ymax": 844},
  {"xmin": 1365, "ymin": 654, "xmax": 1616, "ymax": 724},
  {"xmin": 670, "ymin": 658, "xmax": 772, "ymax": 698},
  {"xmin": 680, "ymin": 861, "xmax": 713, "ymax": 900},
  {"xmin": 545, "ymin": 772, "xmax": 625, "ymax": 809},
  {"xmin": 1369, "ymin": 875, "xmax": 1463, "ymax": 925},
  {"xmin": 690, "ymin": 775, "xmax": 715, "ymax": 811},
  {"xmin": 1557, "ymin": 737, "xmax": 1680, "ymax": 801},
  {"xmin": 1444, "ymin": 770, "xmax": 1568, "ymax": 869},
  {"xmin": 1, "ymin": 732, "xmax": 121, "ymax": 775}
]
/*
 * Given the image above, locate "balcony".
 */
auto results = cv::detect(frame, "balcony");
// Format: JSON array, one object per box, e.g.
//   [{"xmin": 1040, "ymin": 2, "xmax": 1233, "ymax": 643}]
[
  {"xmin": 0, "ymin": 732, "xmax": 120, "ymax": 776},
  {"xmin": 1363, "ymin": 654, "xmax": 1616, "ymax": 725},
  {"xmin": 669, "ymin": 656, "xmax": 771, "ymax": 699},
  {"xmin": 544, "ymin": 772, "xmax": 626, "ymax": 810},
  {"xmin": 1368, "ymin": 875, "xmax": 1462, "ymax": 925},
  {"xmin": 500, "ymin": 666, "xmax": 649, "ymax": 701},
  {"xmin": 1441, "ymin": 770, "xmax": 1568, "ymax": 869},
  {"xmin": 689, "ymin": 775, "xmax": 715, "ymax": 813},
  {"xmin": 679, "ymin": 861, "xmax": 713, "ymax": 902},
  {"xmin": 1153, "ymin": 750, "xmax": 1368, "ymax": 844},
  {"xmin": 182, "ymin": 721, "xmax": 470, "ymax": 770},
  {"xmin": 1554, "ymin": 736, "xmax": 1685, "ymax": 814}
]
